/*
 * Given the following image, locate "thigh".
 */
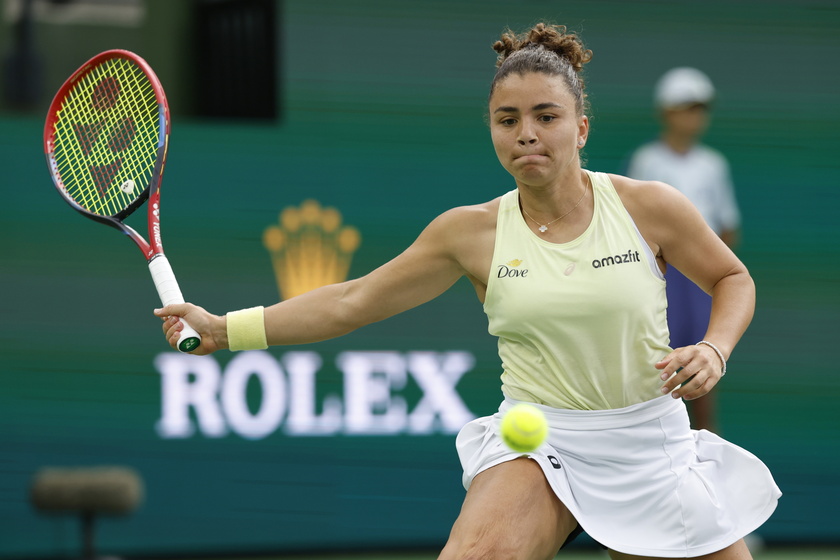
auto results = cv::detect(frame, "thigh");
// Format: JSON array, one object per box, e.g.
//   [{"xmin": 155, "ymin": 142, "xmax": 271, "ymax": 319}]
[
  {"xmin": 608, "ymin": 538, "xmax": 753, "ymax": 560},
  {"xmin": 438, "ymin": 457, "xmax": 577, "ymax": 560}
]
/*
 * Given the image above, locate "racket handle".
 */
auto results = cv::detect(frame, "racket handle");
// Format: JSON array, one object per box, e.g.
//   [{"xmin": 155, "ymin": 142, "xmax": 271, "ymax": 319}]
[{"xmin": 149, "ymin": 255, "xmax": 202, "ymax": 353}]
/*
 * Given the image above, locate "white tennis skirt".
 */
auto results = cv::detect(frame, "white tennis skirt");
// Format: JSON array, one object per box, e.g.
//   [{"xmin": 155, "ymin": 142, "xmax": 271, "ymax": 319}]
[{"xmin": 456, "ymin": 395, "xmax": 781, "ymax": 558}]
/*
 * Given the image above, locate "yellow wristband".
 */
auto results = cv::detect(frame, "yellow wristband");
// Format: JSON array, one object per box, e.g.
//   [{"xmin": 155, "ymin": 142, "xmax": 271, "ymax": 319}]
[{"xmin": 226, "ymin": 306, "xmax": 268, "ymax": 351}]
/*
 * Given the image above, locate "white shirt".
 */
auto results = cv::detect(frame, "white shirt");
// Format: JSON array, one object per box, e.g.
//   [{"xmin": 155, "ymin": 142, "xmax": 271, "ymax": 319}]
[{"xmin": 627, "ymin": 141, "xmax": 740, "ymax": 235}]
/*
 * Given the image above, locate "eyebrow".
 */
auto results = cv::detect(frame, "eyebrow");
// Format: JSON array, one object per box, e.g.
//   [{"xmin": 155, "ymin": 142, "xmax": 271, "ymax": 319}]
[{"xmin": 493, "ymin": 102, "xmax": 565, "ymax": 114}]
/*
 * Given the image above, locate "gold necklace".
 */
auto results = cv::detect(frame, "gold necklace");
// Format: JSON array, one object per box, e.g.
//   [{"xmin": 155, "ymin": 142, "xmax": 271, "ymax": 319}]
[{"xmin": 520, "ymin": 178, "xmax": 589, "ymax": 233}]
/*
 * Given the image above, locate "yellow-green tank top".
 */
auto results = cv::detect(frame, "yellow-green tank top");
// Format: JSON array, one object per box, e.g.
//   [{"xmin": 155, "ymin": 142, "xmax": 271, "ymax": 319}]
[{"xmin": 484, "ymin": 171, "xmax": 672, "ymax": 410}]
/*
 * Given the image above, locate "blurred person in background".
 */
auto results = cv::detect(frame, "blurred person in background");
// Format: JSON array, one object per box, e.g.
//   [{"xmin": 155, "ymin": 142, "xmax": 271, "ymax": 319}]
[{"xmin": 626, "ymin": 67, "xmax": 741, "ymax": 432}]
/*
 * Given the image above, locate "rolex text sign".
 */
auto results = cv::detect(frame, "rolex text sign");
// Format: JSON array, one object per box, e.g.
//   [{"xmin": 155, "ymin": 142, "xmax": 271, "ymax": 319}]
[{"xmin": 155, "ymin": 350, "xmax": 477, "ymax": 439}]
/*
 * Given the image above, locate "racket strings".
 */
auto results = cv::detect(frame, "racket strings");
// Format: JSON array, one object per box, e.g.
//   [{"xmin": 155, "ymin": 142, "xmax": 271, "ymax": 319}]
[{"xmin": 51, "ymin": 58, "xmax": 162, "ymax": 217}]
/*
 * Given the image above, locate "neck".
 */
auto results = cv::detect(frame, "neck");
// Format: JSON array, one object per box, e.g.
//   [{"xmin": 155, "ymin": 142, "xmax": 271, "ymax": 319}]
[{"xmin": 518, "ymin": 171, "xmax": 590, "ymax": 229}]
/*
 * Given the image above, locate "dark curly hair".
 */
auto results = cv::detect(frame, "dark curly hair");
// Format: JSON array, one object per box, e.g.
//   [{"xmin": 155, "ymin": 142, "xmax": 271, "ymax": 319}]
[{"xmin": 490, "ymin": 23, "xmax": 593, "ymax": 116}]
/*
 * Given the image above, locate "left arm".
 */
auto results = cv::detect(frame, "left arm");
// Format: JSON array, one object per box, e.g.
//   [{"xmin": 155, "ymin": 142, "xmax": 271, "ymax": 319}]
[{"xmin": 612, "ymin": 174, "xmax": 755, "ymax": 400}]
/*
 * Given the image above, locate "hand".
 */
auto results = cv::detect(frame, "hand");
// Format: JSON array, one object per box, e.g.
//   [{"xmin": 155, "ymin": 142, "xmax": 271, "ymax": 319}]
[
  {"xmin": 153, "ymin": 303, "xmax": 225, "ymax": 355},
  {"xmin": 655, "ymin": 344, "xmax": 725, "ymax": 400}
]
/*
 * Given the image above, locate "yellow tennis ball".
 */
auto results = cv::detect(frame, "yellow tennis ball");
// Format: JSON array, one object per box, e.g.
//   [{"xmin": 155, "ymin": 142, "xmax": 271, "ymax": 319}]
[{"xmin": 500, "ymin": 403, "xmax": 548, "ymax": 452}]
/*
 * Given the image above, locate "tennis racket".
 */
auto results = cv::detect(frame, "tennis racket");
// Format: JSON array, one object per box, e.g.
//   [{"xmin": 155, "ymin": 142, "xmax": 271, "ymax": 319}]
[{"xmin": 44, "ymin": 49, "xmax": 201, "ymax": 352}]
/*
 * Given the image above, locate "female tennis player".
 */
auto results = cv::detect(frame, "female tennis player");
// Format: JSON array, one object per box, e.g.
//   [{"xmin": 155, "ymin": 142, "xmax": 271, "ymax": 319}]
[{"xmin": 155, "ymin": 22, "xmax": 779, "ymax": 560}]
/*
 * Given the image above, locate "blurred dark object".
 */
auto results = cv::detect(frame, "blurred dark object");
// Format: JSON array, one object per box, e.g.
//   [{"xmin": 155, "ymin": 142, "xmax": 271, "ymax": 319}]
[
  {"xmin": 3, "ymin": 0, "xmax": 44, "ymax": 111},
  {"xmin": 30, "ymin": 466, "xmax": 144, "ymax": 560},
  {"xmin": 194, "ymin": 0, "xmax": 279, "ymax": 120}
]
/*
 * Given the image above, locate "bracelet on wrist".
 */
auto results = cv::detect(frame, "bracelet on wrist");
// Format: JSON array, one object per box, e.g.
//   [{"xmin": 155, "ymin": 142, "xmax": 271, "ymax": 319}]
[
  {"xmin": 696, "ymin": 340, "xmax": 726, "ymax": 377},
  {"xmin": 227, "ymin": 306, "xmax": 268, "ymax": 351}
]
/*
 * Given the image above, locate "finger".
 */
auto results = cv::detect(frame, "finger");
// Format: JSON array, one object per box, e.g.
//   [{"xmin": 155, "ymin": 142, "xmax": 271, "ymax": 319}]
[
  {"xmin": 160, "ymin": 315, "xmax": 180, "ymax": 333},
  {"xmin": 169, "ymin": 330, "xmax": 182, "ymax": 348},
  {"xmin": 656, "ymin": 360, "xmax": 673, "ymax": 378},
  {"xmin": 660, "ymin": 364, "xmax": 680, "ymax": 382},
  {"xmin": 153, "ymin": 303, "xmax": 189, "ymax": 318},
  {"xmin": 655, "ymin": 353, "xmax": 676, "ymax": 370},
  {"xmin": 660, "ymin": 366, "xmax": 698, "ymax": 395},
  {"xmin": 685, "ymin": 367, "xmax": 724, "ymax": 400},
  {"xmin": 170, "ymin": 318, "xmax": 184, "ymax": 335},
  {"xmin": 163, "ymin": 318, "xmax": 183, "ymax": 339},
  {"xmin": 678, "ymin": 376, "xmax": 713, "ymax": 401},
  {"xmin": 656, "ymin": 349, "xmax": 692, "ymax": 379},
  {"xmin": 657, "ymin": 345, "xmax": 705, "ymax": 381}
]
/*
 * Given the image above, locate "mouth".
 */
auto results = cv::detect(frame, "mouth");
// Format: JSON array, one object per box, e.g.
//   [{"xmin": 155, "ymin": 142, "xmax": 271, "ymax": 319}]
[{"xmin": 514, "ymin": 153, "xmax": 549, "ymax": 163}]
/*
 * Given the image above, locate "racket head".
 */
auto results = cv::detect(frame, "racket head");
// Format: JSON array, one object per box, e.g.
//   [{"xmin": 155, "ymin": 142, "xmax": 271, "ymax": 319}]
[{"xmin": 44, "ymin": 49, "xmax": 169, "ymax": 255}]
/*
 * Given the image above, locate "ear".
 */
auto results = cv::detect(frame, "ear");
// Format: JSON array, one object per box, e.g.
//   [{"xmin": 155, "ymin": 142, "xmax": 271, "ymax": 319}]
[{"xmin": 577, "ymin": 115, "xmax": 590, "ymax": 147}]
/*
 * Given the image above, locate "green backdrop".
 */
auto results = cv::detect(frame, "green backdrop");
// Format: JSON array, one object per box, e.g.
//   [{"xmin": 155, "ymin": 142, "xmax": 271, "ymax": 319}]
[{"xmin": 1, "ymin": 0, "xmax": 838, "ymax": 557}]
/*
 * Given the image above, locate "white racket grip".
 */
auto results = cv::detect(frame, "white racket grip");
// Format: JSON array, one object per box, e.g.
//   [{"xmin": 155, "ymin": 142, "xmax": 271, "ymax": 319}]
[{"xmin": 149, "ymin": 255, "xmax": 202, "ymax": 352}]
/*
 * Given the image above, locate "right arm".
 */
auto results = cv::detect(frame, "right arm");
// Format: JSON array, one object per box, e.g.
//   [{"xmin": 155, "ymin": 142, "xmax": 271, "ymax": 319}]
[
  {"xmin": 155, "ymin": 203, "xmax": 496, "ymax": 354},
  {"xmin": 263, "ymin": 207, "xmax": 470, "ymax": 344}
]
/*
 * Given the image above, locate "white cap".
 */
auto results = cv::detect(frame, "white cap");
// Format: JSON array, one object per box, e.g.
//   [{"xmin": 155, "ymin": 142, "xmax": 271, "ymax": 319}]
[{"xmin": 654, "ymin": 67, "xmax": 715, "ymax": 109}]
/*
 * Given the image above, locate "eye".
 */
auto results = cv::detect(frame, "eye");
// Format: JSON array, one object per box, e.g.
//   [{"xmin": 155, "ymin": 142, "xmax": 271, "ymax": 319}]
[
  {"xmin": 538, "ymin": 114, "xmax": 556, "ymax": 123},
  {"xmin": 499, "ymin": 117, "xmax": 517, "ymax": 126}
]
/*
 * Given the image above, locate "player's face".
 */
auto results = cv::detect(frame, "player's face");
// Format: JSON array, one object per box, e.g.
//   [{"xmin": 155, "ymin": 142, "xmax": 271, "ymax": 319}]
[{"xmin": 489, "ymin": 72, "xmax": 588, "ymax": 188}]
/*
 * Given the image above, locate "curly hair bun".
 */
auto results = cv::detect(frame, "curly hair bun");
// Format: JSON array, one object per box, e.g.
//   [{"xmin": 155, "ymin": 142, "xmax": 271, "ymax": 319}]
[{"xmin": 493, "ymin": 23, "xmax": 592, "ymax": 71}]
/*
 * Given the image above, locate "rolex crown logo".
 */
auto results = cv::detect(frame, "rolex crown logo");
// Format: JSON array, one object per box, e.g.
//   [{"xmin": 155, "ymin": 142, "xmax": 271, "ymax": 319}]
[{"xmin": 263, "ymin": 200, "xmax": 361, "ymax": 300}]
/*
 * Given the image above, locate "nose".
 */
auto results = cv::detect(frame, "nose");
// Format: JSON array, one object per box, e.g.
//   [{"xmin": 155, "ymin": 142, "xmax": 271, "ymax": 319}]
[
  {"xmin": 517, "ymin": 134, "xmax": 537, "ymax": 146},
  {"xmin": 517, "ymin": 123, "xmax": 538, "ymax": 145}
]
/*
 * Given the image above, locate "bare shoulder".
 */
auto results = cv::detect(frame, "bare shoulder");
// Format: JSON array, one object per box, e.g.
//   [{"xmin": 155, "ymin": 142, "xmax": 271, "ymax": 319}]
[
  {"xmin": 418, "ymin": 197, "xmax": 501, "ymax": 249},
  {"xmin": 420, "ymin": 196, "xmax": 500, "ymax": 285},
  {"xmin": 607, "ymin": 173, "xmax": 687, "ymax": 213},
  {"xmin": 606, "ymin": 172, "xmax": 716, "ymax": 264},
  {"xmin": 432, "ymin": 197, "xmax": 501, "ymax": 231}
]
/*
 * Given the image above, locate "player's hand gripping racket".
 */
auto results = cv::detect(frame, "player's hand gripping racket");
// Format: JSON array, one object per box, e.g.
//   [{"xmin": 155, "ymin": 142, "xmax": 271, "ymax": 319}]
[{"xmin": 44, "ymin": 49, "xmax": 200, "ymax": 352}]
